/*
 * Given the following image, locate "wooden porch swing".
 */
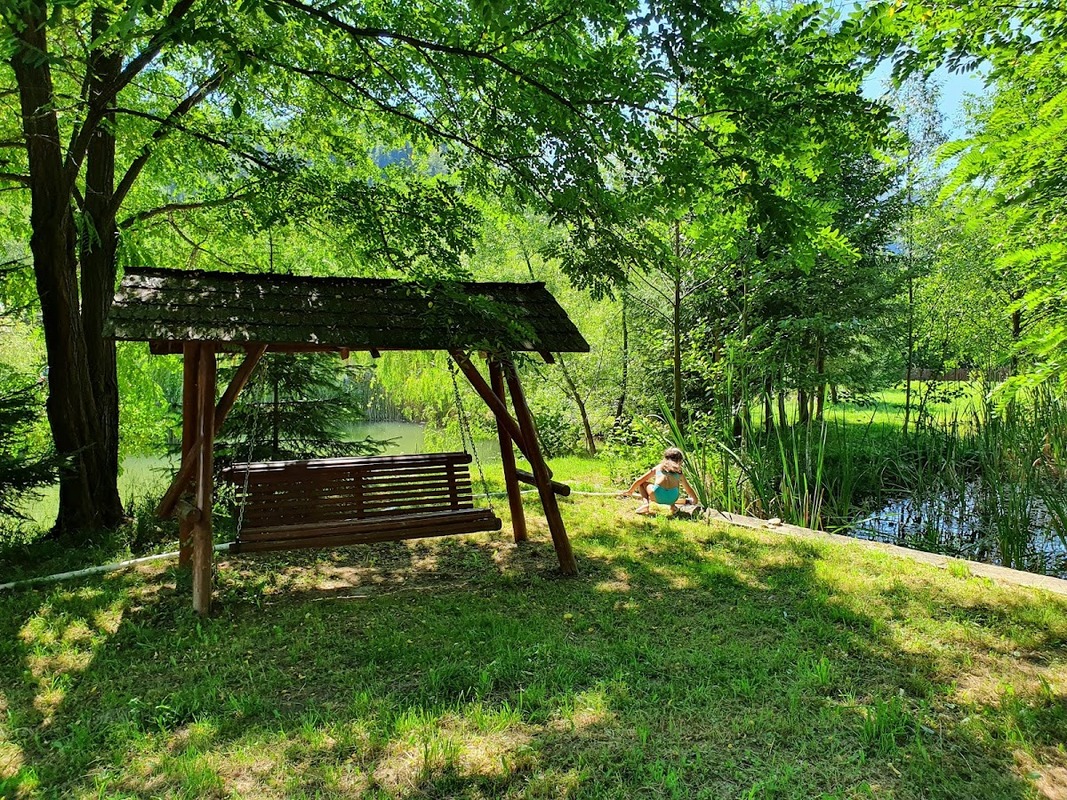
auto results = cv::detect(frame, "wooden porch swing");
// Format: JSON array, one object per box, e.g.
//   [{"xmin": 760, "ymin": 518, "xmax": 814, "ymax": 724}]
[{"xmin": 105, "ymin": 268, "xmax": 588, "ymax": 615}]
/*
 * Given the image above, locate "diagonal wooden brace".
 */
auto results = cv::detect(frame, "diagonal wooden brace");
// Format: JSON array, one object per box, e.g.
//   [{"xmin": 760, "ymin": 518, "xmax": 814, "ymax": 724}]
[{"xmin": 449, "ymin": 350, "xmax": 531, "ymax": 457}]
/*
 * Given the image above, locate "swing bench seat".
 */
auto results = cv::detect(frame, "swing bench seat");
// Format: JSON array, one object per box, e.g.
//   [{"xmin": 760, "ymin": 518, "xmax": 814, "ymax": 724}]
[{"xmin": 222, "ymin": 452, "xmax": 501, "ymax": 554}]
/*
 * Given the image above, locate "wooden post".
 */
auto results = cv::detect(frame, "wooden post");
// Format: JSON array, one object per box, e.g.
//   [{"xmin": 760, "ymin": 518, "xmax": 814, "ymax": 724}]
[
  {"xmin": 503, "ymin": 358, "xmax": 577, "ymax": 575},
  {"xmin": 490, "ymin": 359, "xmax": 527, "ymax": 543},
  {"xmin": 178, "ymin": 343, "xmax": 200, "ymax": 567},
  {"xmin": 192, "ymin": 344, "xmax": 217, "ymax": 616},
  {"xmin": 157, "ymin": 344, "xmax": 266, "ymax": 519}
]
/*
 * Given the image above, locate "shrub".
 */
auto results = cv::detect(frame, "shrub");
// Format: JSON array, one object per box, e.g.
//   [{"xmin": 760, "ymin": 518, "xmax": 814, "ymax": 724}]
[{"xmin": 0, "ymin": 373, "xmax": 59, "ymax": 522}]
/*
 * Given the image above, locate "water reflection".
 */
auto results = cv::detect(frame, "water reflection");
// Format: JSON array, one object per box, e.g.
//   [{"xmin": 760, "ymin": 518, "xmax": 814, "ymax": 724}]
[
  {"xmin": 854, "ymin": 482, "xmax": 1067, "ymax": 578},
  {"xmin": 346, "ymin": 422, "xmax": 502, "ymax": 461}
]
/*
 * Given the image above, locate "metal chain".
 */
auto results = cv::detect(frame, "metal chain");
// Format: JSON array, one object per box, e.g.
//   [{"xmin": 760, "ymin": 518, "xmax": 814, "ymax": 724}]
[
  {"xmin": 448, "ymin": 355, "xmax": 493, "ymax": 510},
  {"xmin": 235, "ymin": 376, "xmax": 264, "ymax": 539}
]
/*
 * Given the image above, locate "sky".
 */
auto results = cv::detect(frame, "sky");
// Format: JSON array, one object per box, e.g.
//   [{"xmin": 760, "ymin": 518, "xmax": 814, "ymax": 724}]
[{"xmin": 863, "ymin": 61, "xmax": 990, "ymax": 141}]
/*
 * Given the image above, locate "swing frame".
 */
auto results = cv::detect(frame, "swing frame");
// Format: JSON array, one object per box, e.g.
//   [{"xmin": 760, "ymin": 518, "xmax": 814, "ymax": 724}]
[{"xmin": 105, "ymin": 268, "xmax": 587, "ymax": 615}]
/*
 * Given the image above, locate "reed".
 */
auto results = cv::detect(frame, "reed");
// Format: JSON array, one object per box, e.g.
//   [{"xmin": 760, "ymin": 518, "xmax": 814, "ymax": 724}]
[{"xmin": 639, "ymin": 378, "xmax": 1066, "ymax": 575}]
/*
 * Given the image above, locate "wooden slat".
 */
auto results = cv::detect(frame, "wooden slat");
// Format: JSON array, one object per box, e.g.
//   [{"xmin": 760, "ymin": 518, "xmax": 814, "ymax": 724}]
[
  {"xmin": 242, "ymin": 497, "xmax": 474, "ymax": 525},
  {"xmin": 225, "ymin": 468, "xmax": 470, "ymax": 491},
  {"xmin": 238, "ymin": 472, "xmax": 473, "ymax": 494},
  {"xmin": 230, "ymin": 517, "xmax": 502, "ymax": 553},
  {"xmin": 229, "ymin": 467, "xmax": 471, "ymax": 490},
  {"xmin": 226, "ymin": 452, "xmax": 472, "ymax": 474},
  {"xmin": 239, "ymin": 509, "xmax": 499, "ymax": 542},
  {"xmin": 239, "ymin": 476, "xmax": 474, "ymax": 500},
  {"xmin": 243, "ymin": 494, "xmax": 474, "ymax": 520},
  {"xmin": 242, "ymin": 497, "xmax": 475, "ymax": 527},
  {"xmin": 238, "ymin": 480, "xmax": 474, "ymax": 507}
]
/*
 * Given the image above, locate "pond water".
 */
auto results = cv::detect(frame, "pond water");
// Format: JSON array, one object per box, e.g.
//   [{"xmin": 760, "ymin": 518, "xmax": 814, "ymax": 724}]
[
  {"xmin": 345, "ymin": 421, "xmax": 502, "ymax": 462},
  {"xmin": 853, "ymin": 483, "xmax": 1067, "ymax": 578}
]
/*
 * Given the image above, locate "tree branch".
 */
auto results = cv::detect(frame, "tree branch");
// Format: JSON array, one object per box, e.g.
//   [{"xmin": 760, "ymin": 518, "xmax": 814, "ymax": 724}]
[
  {"xmin": 109, "ymin": 69, "xmax": 228, "ymax": 221},
  {"xmin": 260, "ymin": 58, "xmax": 525, "ymax": 171},
  {"xmin": 271, "ymin": 0, "xmax": 582, "ymax": 114},
  {"xmin": 64, "ymin": 0, "xmax": 198, "ymax": 185},
  {"xmin": 167, "ymin": 218, "xmax": 240, "ymax": 269},
  {"xmin": 119, "ymin": 188, "xmax": 258, "ymax": 229},
  {"xmin": 484, "ymin": 12, "xmax": 572, "ymax": 55},
  {"xmin": 113, "ymin": 107, "xmax": 281, "ymax": 172}
]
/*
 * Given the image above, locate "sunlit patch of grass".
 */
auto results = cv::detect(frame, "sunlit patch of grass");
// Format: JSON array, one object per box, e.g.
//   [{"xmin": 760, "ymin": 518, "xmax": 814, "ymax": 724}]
[{"xmin": 0, "ymin": 461, "xmax": 1065, "ymax": 798}]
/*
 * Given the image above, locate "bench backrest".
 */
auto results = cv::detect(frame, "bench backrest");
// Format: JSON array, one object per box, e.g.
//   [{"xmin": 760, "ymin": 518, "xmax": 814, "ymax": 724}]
[{"xmin": 221, "ymin": 452, "xmax": 478, "ymax": 530}]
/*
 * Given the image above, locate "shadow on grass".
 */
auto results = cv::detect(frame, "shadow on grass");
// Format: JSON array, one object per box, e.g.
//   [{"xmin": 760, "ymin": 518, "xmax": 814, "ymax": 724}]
[{"xmin": 2, "ymin": 507, "xmax": 1065, "ymax": 798}]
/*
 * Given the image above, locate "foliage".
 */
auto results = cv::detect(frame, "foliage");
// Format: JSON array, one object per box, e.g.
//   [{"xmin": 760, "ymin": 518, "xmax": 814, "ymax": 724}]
[
  {"xmin": 858, "ymin": 0, "xmax": 1067, "ymax": 392},
  {"xmin": 0, "ymin": 373, "xmax": 58, "ymax": 521},
  {"xmin": 216, "ymin": 353, "xmax": 385, "ymax": 464}
]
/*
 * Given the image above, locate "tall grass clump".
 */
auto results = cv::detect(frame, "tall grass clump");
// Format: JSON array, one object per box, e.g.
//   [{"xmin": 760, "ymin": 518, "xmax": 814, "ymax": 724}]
[{"xmin": 631, "ymin": 376, "xmax": 1066, "ymax": 575}]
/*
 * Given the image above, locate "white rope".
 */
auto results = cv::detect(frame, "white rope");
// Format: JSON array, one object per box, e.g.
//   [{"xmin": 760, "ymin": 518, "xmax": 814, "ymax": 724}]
[
  {"xmin": 1, "ymin": 489, "xmax": 626, "ymax": 591},
  {"xmin": 0, "ymin": 543, "xmax": 235, "ymax": 592},
  {"xmin": 486, "ymin": 488, "xmax": 622, "ymax": 497}
]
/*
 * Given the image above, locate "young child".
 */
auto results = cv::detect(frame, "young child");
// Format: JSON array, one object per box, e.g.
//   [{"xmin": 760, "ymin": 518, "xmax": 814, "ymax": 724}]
[{"xmin": 622, "ymin": 447, "xmax": 698, "ymax": 515}]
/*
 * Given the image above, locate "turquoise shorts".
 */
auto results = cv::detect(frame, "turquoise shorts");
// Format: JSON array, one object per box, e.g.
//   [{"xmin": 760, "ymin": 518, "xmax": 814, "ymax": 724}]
[{"xmin": 651, "ymin": 485, "xmax": 680, "ymax": 505}]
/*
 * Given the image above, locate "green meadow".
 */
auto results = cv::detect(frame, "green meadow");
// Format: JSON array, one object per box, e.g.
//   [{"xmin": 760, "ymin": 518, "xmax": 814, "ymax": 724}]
[{"xmin": 2, "ymin": 458, "xmax": 1065, "ymax": 799}]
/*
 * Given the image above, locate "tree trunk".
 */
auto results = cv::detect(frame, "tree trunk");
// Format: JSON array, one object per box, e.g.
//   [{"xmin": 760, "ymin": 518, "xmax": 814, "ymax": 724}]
[
  {"xmin": 12, "ymin": 10, "xmax": 123, "ymax": 536},
  {"xmin": 903, "ymin": 273, "xmax": 915, "ymax": 436},
  {"xmin": 672, "ymin": 221, "xmax": 683, "ymax": 432},
  {"xmin": 814, "ymin": 340, "xmax": 826, "ymax": 421},
  {"xmin": 777, "ymin": 390, "xmax": 787, "ymax": 430},
  {"xmin": 78, "ymin": 8, "xmax": 125, "ymax": 527},
  {"xmin": 763, "ymin": 377, "xmax": 774, "ymax": 434},
  {"xmin": 557, "ymin": 354, "xmax": 596, "ymax": 455},
  {"xmin": 1010, "ymin": 291, "xmax": 1022, "ymax": 375},
  {"xmin": 797, "ymin": 388, "xmax": 809, "ymax": 425},
  {"xmin": 614, "ymin": 291, "xmax": 629, "ymax": 422}
]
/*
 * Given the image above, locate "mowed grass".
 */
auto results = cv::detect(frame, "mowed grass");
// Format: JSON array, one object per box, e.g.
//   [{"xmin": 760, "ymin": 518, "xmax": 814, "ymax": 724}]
[{"xmin": 1, "ymin": 459, "xmax": 1066, "ymax": 799}]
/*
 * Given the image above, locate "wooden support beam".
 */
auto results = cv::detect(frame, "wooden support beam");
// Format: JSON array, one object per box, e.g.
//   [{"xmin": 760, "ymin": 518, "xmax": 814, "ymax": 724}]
[
  {"xmin": 449, "ymin": 351, "xmax": 529, "ymax": 456},
  {"xmin": 176, "ymin": 496, "xmax": 202, "ymax": 524},
  {"xmin": 538, "ymin": 350, "xmax": 555, "ymax": 364},
  {"xmin": 503, "ymin": 358, "xmax": 577, "ymax": 576},
  {"xmin": 213, "ymin": 344, "xmax": 267, "ymax": 432},
  {"xmin": 192, "ymin": 345, "xmax": 217, "ymax": 616},
  {"xmin": 514, "ymin": 469, "xmax": 570, "ymax": 496},
  {"xmin": 157, "ymin": 344, "xmax": 266, "ymax": 518},
  {"xmin": 490, "ymin": 359, "xmax": 527, "ymax": 544},
  {"xmin": 178, "ymin": 343, "xmax": 200, "ymax": 567}
]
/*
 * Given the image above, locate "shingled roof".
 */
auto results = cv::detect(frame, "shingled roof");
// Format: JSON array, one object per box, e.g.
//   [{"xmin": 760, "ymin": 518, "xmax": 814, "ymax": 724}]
[{"xmin": 105, "ymin": 268, "xmax": 589, "ymax": 353}]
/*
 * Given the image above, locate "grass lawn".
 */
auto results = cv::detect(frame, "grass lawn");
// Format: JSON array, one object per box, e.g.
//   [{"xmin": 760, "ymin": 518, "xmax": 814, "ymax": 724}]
[{"xmin": 1, "ymin": 458, "xmax": 1066, "ymax": 799}]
